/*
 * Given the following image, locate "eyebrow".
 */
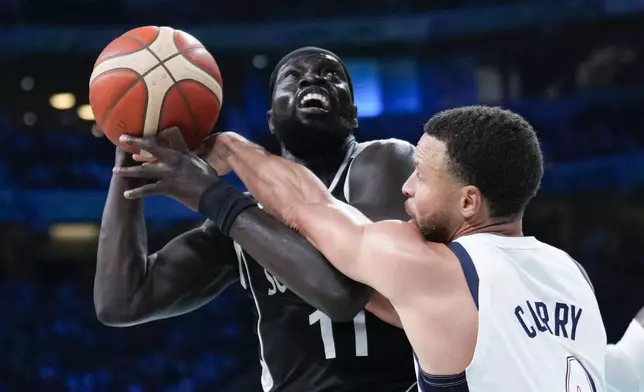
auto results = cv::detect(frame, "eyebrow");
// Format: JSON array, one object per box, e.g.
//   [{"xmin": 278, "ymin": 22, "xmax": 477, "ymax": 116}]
[
  {"xmin": 278, "ymin": 64, "xmax": 299, "ymax": 78},
  {"xmin": 322, "ymin": 60, "xmax": 346, "ymax": 78},
  {"xmin": 279, "ymin": 56, "xmax": 345, "ymax": 79},
  {"xmin": 302, "ymin": 56, "xmax": 343, "ymax": 72}
]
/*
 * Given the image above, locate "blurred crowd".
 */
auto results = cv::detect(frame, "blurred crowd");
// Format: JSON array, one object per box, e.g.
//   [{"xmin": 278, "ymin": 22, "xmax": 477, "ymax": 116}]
[
  {"xmin": 2, "ymin": 90, "xmax": 644, "ymax": 190},
  {"xmin": 2, "ymin": 0, "xmax": 576, "ymax": 25},
  {"xmin": 0, "ymin": 277, "xmax": 260, "ymax": 392}
]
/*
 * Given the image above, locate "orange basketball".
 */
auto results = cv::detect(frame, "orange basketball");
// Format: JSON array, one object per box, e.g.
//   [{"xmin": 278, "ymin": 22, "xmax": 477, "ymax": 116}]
[{"xmin": 89, "ymin": 26, "xmax": 223, "ymax": 154}]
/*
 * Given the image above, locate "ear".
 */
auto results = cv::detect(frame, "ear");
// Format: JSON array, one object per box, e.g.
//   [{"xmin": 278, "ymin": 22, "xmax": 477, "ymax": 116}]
[
  {"xmin": 461, "ymin": 185, "xmax": 483, "ymax": 219},
  {"xmin": 267, "ymin": 109, "xmax": 275, "ymax": 134}
]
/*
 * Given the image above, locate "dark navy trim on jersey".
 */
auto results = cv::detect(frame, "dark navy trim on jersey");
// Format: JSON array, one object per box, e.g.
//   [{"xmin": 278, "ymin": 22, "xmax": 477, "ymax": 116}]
[
  {"xmin": 414, "ymin": 353, "xmax": 470, "ymax": 392},
  {"xmin": 417, "ymin": 369, "xmax": 469, "ymax": 392},
  {"xmin": 566, "ymin": 356, "xmax": 598, "ymax": 392},
  {"xmin": 447, "ymin": 242, "xmax": 479, "ymax": 309}
]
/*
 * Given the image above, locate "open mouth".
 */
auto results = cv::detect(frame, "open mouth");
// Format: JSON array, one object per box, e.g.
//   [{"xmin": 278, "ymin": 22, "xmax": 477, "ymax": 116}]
[{"xmin": 298, "ymin": 92, "xmax": 330, "ymax": 113}]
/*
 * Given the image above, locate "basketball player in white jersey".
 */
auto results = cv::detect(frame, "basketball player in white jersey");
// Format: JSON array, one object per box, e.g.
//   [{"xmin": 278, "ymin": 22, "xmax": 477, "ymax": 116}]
[
  {"xmin": 112, "ymin": 104, "xmax": 639, "ymax": 391},
  {"xmin": 191, "ymin": 105, "xmax": 607, "ymax": 391}
]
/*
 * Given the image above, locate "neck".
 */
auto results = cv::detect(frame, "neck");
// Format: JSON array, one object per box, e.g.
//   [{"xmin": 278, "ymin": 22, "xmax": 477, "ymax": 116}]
[
  {"xmin": 281, "ymin": 135, "xmax": 356, "ymax": 177},
  {"xmin": 451, "ymin": 216, "xmax": 524, "ymax": 241}
]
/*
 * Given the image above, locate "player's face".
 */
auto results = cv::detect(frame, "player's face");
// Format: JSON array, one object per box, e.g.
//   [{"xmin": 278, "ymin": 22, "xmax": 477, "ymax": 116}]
[
  {"xmin": 268, "ymin": 54, "xmax": 358, "ymax": 158},
  {"xmin": 402, "ymin": 135, "xmax": 464, "ymax": 243}
]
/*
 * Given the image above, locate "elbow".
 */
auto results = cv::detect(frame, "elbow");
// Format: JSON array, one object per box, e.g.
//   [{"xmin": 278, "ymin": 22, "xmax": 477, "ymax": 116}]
[
  {"xmin": 94, "ymin": 300, "xmax": 143, "ymax": 327},
  {"xmin": 298, "ymin": 261, "xmax": 373, "ymax": 322},
  {"xmin": 95, "ymin": 305, "xmax": 121, "ymax": 327},
  {"xmin": 324, "ymin": 307, "xmax": 360, "ymax": 323},
  {"xmin": 318, "ymin": 285, "xmax": 373, "ymax": 323},
  {"xmin": 94, "ymin": 303, "xmax": 126, "ymax": 327}
]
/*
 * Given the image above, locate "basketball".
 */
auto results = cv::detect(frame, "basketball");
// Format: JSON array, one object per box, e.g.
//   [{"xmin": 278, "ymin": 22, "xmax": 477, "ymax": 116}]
[{"xmin": 89, "ymin": 26, "xmax": 223, "ymax": 154}]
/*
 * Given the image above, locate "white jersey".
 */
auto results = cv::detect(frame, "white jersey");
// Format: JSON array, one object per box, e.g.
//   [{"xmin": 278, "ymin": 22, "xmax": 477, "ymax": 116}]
[
  {"xmin": 606, "ymin": 320, "xmax": 644, "ymax": 392},
  {"xmin": 415, "ymin": 233, "xmax": 606, "ymax": 392}
]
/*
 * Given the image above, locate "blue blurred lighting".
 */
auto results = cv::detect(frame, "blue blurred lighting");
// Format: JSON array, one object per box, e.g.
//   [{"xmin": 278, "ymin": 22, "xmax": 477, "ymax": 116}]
[
  {"xmin": 346, "ymin": 60, "xmax": 383, "ymax": 118},
  {"xmin": 382, "ymin": 59, "xmax": 420, "ymax": 114}
]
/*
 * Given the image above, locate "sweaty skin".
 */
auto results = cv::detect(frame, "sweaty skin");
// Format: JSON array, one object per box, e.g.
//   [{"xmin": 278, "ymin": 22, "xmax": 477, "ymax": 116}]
[
  {"xmin": 96, "ymin": 48, "xmax": 420, "ymax": 391},
  {"xmin": 96, "ymin": 146, "xmax": 367, "ymax": 325},
  {"xmin": 215, "ymin": 132, "xmax": 636, "ymax": 390},
  {"xmin": 209, "ymin": 132, "xmax": 478, "ymax": 376},
  {"xmin": 95, "ymin": 129, "xmax": 415, "ymax": 325},
  {"xmin": 97, "ymin": 51, "xmax": 417, "ymax": 327}
]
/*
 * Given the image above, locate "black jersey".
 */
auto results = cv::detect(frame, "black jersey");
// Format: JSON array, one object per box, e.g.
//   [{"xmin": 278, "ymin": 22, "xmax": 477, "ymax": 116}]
[{"xmin": 235, "ymin": 144, "xmax": 416, "ymax": 392}]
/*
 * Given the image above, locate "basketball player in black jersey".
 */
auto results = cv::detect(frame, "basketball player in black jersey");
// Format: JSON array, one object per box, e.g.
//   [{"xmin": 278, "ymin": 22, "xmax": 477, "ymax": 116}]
[{"xmin": 99, "ymin": 47, "xmax": 416, "ymax": 391}]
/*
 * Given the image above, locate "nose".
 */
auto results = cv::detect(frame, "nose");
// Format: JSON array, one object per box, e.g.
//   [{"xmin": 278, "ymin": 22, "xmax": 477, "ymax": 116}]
[
  {"xmin": 402, "ymin": 174, "xmax": 415, "ymax": 198},
  {"xmin": 298, "ymin": 73, "xmax": 326, "ymax": 89}
]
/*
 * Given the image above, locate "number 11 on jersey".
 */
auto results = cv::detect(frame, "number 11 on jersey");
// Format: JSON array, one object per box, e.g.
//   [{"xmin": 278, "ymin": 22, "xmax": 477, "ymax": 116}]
[{"xmin": 309, "ymin": 310, "xmax": 368, "ymax": 359}]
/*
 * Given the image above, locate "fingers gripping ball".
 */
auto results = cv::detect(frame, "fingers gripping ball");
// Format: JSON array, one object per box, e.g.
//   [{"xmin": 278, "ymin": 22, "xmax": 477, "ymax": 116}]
[{"xmin": 89, "ymin": 26, "xmax": 223, "ymax": 154}]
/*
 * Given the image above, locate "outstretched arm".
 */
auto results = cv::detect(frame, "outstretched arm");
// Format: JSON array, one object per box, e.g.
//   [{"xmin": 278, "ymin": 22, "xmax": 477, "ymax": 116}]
[
  {"xmin": 217, "ymin": 133, "xmax": 434, "ymax": 300},
  {"xmin": 228, "ymin": 206, "xmax": 372, "ymax": 321}
]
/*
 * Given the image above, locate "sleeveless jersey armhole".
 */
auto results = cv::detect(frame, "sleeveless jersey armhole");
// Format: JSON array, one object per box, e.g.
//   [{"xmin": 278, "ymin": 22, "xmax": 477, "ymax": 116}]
[
  {"xmin": 447, "ymin": 242, "xmax": 480, "ymax": 309},
  {"xmin": 412, "ymin": 242, "xmax": 479, "ymax": 392}
]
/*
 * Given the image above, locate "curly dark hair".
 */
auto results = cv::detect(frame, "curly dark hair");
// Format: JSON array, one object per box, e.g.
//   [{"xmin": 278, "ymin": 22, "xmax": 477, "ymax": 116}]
[{"xmin": 424, "ymin": 105, "xmax": 543, "ymax": 218}]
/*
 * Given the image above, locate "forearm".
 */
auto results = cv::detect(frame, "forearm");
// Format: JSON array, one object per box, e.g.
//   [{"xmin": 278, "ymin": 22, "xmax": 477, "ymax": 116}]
[
  {"xmin": 217, "ymin": 133, "xmax": 370, "ymax": 284},
  {"xmin": 228, "ymin": 207, "xmax": 371, "ymax": 321},
  {"xmin": 365, "ymin": 293, "xmax": 402, "ymax": 328},
  {"xmin": 94, "ymin": 170, "xmax": 150, "ymax": 323},
  {"xmin": 95, "ymin": 168, "xmax": 237, "ymax": 326},
  {"xmin": 205, "ymin": 134, "xmax": 372, "ymax": 319},
  {"xmin": 216, "ymin": 133, "xmax": 331, "ymax": 224}
]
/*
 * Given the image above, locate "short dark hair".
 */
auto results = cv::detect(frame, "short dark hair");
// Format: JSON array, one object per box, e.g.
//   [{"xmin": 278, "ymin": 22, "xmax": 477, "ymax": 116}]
[{"xmin": 424, "ymin": 105, "xmax": 543, "ymax": 218}]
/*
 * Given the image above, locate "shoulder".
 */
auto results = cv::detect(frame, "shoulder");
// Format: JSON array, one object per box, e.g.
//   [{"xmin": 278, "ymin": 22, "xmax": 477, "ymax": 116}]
[
  {"xmin": 349, "ymin": 139, "xmax": 415, "ymax": 182},
  {"xmin": 353, "ymin": 139, "xmax": 416, "ymax": 164},
  {"xmin": 345, "ymin": 140, "xmax": 415, "ymax": 220},
  {"xmin": 360, "ymin": 220, "xmax": 455, "ymax": 297},
  {"xmin": 370, "ymin": 219, "xmax": 424, "ymax": 239},
  {"xmin": 367, "ymin": 220, "xmax": 448, "ymax": 260}
]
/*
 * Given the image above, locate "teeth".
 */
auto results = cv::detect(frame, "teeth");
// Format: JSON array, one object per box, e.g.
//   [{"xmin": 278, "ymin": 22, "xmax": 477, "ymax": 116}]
[{"xmin": 301, "ymin": 93, "xmax": 329, "ymax": 106}]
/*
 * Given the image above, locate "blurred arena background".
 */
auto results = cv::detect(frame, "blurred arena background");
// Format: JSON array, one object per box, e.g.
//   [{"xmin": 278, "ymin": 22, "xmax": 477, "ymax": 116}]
[{"xmin": 1, "ymin": 0, "xmax": 644, "ymax": 391}]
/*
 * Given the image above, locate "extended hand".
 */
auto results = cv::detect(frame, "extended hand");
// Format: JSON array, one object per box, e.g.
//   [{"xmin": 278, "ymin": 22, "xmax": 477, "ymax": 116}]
[{"xmin": 112, "ymin": 127, "xmax": 220, "ymax": 211}]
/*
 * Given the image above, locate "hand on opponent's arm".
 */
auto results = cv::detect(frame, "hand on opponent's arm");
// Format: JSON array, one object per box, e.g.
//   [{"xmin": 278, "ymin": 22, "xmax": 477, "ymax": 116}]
[{"xmin": 214, "ymin": 132, "xmax": 439, "ymax": 302}]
